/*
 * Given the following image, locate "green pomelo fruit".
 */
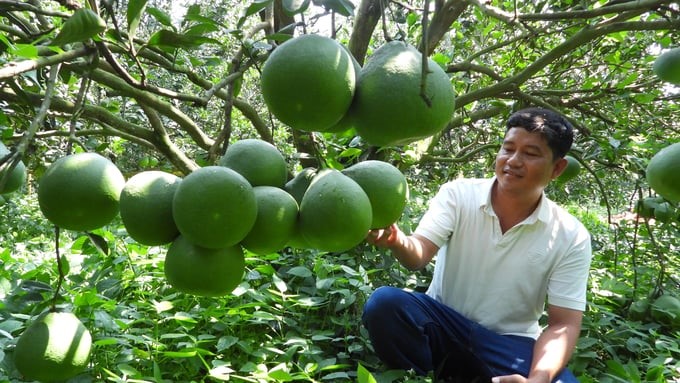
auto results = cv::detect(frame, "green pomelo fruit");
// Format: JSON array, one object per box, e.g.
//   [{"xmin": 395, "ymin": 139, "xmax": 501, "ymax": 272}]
[
  {"xmin": 299, "ymin": 169, "xmax": 372, "ymax": 252},
  {"xmin": 241, "ymin": 186, "xmax": 299, "ymax": 255},
  {"xmin": 120, "ymin": 171, "xmax": 181, "ymax": 245},
  {"xmin": 653, "ymin": 201, "xmax": 676, "ymax": 223},
  {"xmin": 172, "ymin": 166, "xmax": 257, "ymax": 249},
  {"xmin": 636, "ymin": 196, "xmax": 664, "ymax": 219},
  {"xmin": 628, "ymin": 298, "xmax": 650, "ymax": 321},
  {"xmin": 284, "ymin": 167, "xmax": 317, "ymax": 204},
  {"xmin": 342, "ymin": 160, "xmax": 408, "ymax": 228},
  {"xmin": 556, "ymin": 155, "xmax": 581, "ymax": 184},
  {"xmin": 650, "ymin": 294, "xmax": 680, "ymax": 328},
  {"xmin": 350, "ymin": 41, "xmax": 455, "ymax": 146},
  {"xmin": 164, "ymin": 235, "xmax": 245, "ymax": 296},
  {"xmin": 218, "ymin": 139, "xmax": 287, "ymax": 188},
  {"xmin": 14, "ymin": 311, "xmax": 92, "ymax": 382},
  {"xmin": 38, "ymin": 152, "xmax": 125, "ymax": 231},
  {"xmin": 0, "ymin": 142, "xmax": 26, "ymax": 194},
  {"xmin": 260, "ymin": 34, "xmax": 357, "ymax": 132},
  {"xmin": 646, "ymin": 142, "xmax": 680, "ymax": 203},
  {"xmin": 653, "ymin": 47, "xmax": 680, "ymax": 85}
]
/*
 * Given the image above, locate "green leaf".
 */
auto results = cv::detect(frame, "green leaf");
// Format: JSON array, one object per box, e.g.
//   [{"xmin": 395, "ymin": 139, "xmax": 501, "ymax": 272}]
[
  {"xmin": 148, "ymin": 29, "xmax": 220, "ymax": 50},
  {"xmin": 147, "ymin": 7, "xmax": 174, "ymax": 29},
  {"xmin": 238, "ymin": 0, "xmax": 273, "ymax": 29},
  {"xmin": 282, "ymin": 0, "xmax": 311, "ymax": 15},
  {"xmin": 127, "ymin": 0, "xmax": 148, "ymax": 43},
  {"xmin": 357, "ymin": 363, "xmax": 377, "ymax": 383},
  {"xmin": 313, "ymin": 0, "xmax": 355, "ymax": 17},
  {"xmin": 51, "ymin": 8, "xmax": 107, "ymax": 46}
]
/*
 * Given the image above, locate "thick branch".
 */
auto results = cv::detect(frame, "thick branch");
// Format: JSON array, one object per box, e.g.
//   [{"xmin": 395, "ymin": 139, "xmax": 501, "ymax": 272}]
[
  {"xmin": 140, "ymin": 105, "xmax": 198, "ymax": 174},
  {"xmin": 453, "ymin": 19, "xmax": 680, "ymax": 108},
  {"xmin": 349, "ymin": 0, "xmax": 383, "ymax": 65},
  {"xmin": 68, "ymin": 64, "xmax": 215, "ymax": 149},
  {"xmin": 422, "ymin": 0, "xmax": 468, "ymax": 55},
  {"xmin": 0, "ymin": 45, "xmax": 92, "ymax": 81}
]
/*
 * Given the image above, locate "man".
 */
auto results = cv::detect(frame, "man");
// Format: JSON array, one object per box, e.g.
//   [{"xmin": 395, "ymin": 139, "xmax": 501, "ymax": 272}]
[{"xmin": 362, "ymin": 107, "xmax": 592, "ymax": 383}]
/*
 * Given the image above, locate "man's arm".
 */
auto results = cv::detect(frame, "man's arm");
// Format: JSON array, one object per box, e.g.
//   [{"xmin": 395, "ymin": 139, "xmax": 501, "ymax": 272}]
[
  {"xmin": 366, "ymin": 224, "xmax": 439, "ymax": 270},
  {"xmin": 492, "ymin": 304, "xmax": 583, "ymax": 383}
]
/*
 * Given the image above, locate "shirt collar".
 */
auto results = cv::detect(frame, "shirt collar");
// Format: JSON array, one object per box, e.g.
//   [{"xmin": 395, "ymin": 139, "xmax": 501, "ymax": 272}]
[{"xmin": 480, "ymin": 177, "xmax": 551, "ymax": 224}]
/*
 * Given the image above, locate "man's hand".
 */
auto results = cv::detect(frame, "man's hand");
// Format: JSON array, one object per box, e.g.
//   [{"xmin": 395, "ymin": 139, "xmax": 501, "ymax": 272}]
[{"xmin": 366, "ymin": 223, "xmax": 400, "ymax": 247}]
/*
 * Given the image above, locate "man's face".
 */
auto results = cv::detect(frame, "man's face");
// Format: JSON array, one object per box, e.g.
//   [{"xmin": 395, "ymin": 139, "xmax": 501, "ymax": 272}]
[{"xmin": 495, "ymin": 127, "xmax": 566, "ymax": 197}]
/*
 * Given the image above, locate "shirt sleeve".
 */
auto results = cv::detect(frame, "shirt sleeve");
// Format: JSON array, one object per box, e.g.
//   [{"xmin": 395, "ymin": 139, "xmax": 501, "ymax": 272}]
[
  {"xmin": 547, "ymin": 224, "xmax": 592, "ymax": 311},
  {"xmin": 414, "ymin": 182, "xmax": 458, "ymax": 248}
]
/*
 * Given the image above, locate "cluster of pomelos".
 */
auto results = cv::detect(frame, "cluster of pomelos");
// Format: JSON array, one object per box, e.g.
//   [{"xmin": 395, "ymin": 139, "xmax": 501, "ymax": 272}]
[
  {"xmin": 260, "ymin": 34, "xmax": 456, "ymax": 146},
  {"xmin": 34, "ymin": 139, "xmax": 408, "ymax": 298},
  {"xmin": 11, "ymin": 139, "xmax": 407, "ymax": 381}
]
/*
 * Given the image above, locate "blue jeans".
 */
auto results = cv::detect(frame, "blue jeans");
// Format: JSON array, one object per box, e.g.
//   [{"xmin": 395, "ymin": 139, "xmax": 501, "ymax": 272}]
[{"xmin": 362, "ymin": 286, "xmax": 578, "ymax": 382}]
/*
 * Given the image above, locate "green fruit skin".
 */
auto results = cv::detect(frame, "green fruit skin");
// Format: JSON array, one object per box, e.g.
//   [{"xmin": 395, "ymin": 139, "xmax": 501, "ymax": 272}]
[
  {"xmin": 299, "ymin": 169, "xmax": 372, "ymax": 252},
  {"xmin": 261, "ymin": 35, "xmax": 356, "ymax": 132},
  {"xmin": 119, "ymin": 171, "xmax": 181, "ymax": 245},
  {"xmin": 352, "ymin": 41, "xmax": 455, "ymax": 147},
  {"xmin": 14, "ymin": 312, "xmax": 92, "ymax": 382},
  {"xmin": 653, "ymin": 47, "xmax": 680, "ymax": 85},
  {"xmin": 342, "ymin": 160, "xmax": 409, "ymax": 229},
  {"xmin": 556, "ymin": 155, "xmax": 580, "ymax": 184},
  {"xmin": 284, "ymin": 167, "xmax": 317, "ymax": 205},
  {"xmin": 241, "ymin": 186, "xmax": 299, "ymax": 255},
  {"xmin": 646, "ymin": 142, "xmax": 680, "ymax": 204},
  {"xmin": 650, "ymin": 294, "xmax": 680, "ymax": 328},
  {"xmin": 37, "ymin": 153, "xmax": 125, "ymax": 232},
  {"xmin": 218, "ymin": 139, "xmax": 288, "ymax": 188},
  {"xmin": 172, "ymin": 166, "xmax": 257, "ymax": 249},
  {"xmin": 0, "ymin": 142, "xmax": 27, "ymax": 194},
  {"xmin": 164, "ymin": 235, "xmax": 245, "ymax": 296}
]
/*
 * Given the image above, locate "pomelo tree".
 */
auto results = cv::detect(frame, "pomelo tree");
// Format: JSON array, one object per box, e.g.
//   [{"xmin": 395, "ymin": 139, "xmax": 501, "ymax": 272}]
[{"xmin": 0, "ymin": 0, "xmax": 678, "ymax": 381}]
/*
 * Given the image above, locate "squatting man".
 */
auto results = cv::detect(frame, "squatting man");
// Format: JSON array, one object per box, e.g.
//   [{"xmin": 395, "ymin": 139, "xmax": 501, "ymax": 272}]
[{"xmin": 362, "ymin": 107, "xmax": 592, "ymax": 383}]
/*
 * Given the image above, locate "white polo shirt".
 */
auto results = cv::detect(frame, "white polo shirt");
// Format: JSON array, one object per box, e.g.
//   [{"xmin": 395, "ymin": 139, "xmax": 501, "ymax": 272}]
[{"xmin": 415, "ymin": 178, "xmax": 592, "ymax": 339}]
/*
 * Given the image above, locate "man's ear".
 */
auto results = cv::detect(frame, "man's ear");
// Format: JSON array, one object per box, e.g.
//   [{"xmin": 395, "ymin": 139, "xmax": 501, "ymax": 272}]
[{"xmin": 551, "ymin": 157, "xmax": 568, "ymax": 179}]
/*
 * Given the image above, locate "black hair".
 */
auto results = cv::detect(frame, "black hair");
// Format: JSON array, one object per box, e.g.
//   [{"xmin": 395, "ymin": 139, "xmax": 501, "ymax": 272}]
[{"xmin": 505, "ymin": 107, "xmax": 574, "ymax": 159}]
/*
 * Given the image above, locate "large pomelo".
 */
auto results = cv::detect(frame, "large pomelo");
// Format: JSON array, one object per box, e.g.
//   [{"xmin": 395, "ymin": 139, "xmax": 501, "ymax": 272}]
[
  {"xmin": 646, "ymin": 142, "xmax": 680, "ymax": 203},
  {"xmin": 164, "ymin": 235, "xmax": 245, "ymax": 296},
  {"xmin": 218, "ymin": 139, "xmax": 287, "ymax": 188},
  {"xmin": 38, "ymin": 152, "xmax": 125, "ymax": 231},
  {"xmin": 172, "ymin": 166, "xmax": 257, "ymax": 249},
  {"xmin": 260, "ymin": 34, "xmax": 357, "ymax": 132},
  {"xmin": 119, "ymin": 170, "xmax": 181, "ymax": 245},
  {"xmin": 653, "ymin": 47, "xmax": 680, "ymax": 85},
  {"xmin": 298, "ymin": 169, "xmax": 372, "ymax": 252},
  {"xmin": 14, "ymin": 311, "xmax": 92, "ymax": 382},
  {"xmin": 556, "ymin": 155, "xmax": 580, "ymax": 184},
  {"xmin": 0, "ymin": 141, "xmax": 26, "ymax": 194},
  {"xmin": 284, "ymin": 167, "xmax": 317, "ymax": 204},
  {"xmin": 241, "ymin": 186, "xmax": 299, "ymax": 255},
  {"xmin": 342, "ymin": 160, "xmax": 408, "ymax": 228},
  {"xmin": 650, "ymin": 294, "xmax": 680, "ymax": 328},
  {"xmin": 350, "ymin": 41, "xmax": 455, "ymax": 146}
]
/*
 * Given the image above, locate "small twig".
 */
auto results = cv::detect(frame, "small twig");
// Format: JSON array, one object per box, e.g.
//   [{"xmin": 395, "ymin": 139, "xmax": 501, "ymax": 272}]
[
  {"xmin": 419, "ymin": 0, "xmax": 432, "ymax": 107},
  {"xmin": 50, "ymin": 226, "xmax": 64, "ymax": 310},
  {"xmin": 380, "ymin": 0, "xmax": 390, "ymax": 41}
]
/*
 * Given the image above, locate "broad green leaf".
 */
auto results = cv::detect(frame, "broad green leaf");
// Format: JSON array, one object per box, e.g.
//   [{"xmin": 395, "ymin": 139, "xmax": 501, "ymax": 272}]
[
  {"xmin": 282, "ymin": 0, "xmax": 311, "ymax": 16},
  {"xmin": 10, "ymin": 44, "xmax": 39, "ymax": 59},
  {"xmin": 50, "ymin": 8, "xmax": 106, "ymax": 46},
  {"xmin": 147, "ymin": 7, "xmax": 174, "ymax": 29},
  {"xmin": 357, "ymin": 363, "xmax": 377, "ymax": 383},
  {"xmin": 148, "ymin": 29, "xmax": 220, "ymax": 50},
  {"xmin": 238, "ymin": 0, "xmax": 273, "ymax": 29},
  {"xmin": 127, "ymin": 0, "xmax": 148, "ymax": 43},
  {"xmin": 313, "ymin": 0, "xmax": 355, "ymax": 17}
]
